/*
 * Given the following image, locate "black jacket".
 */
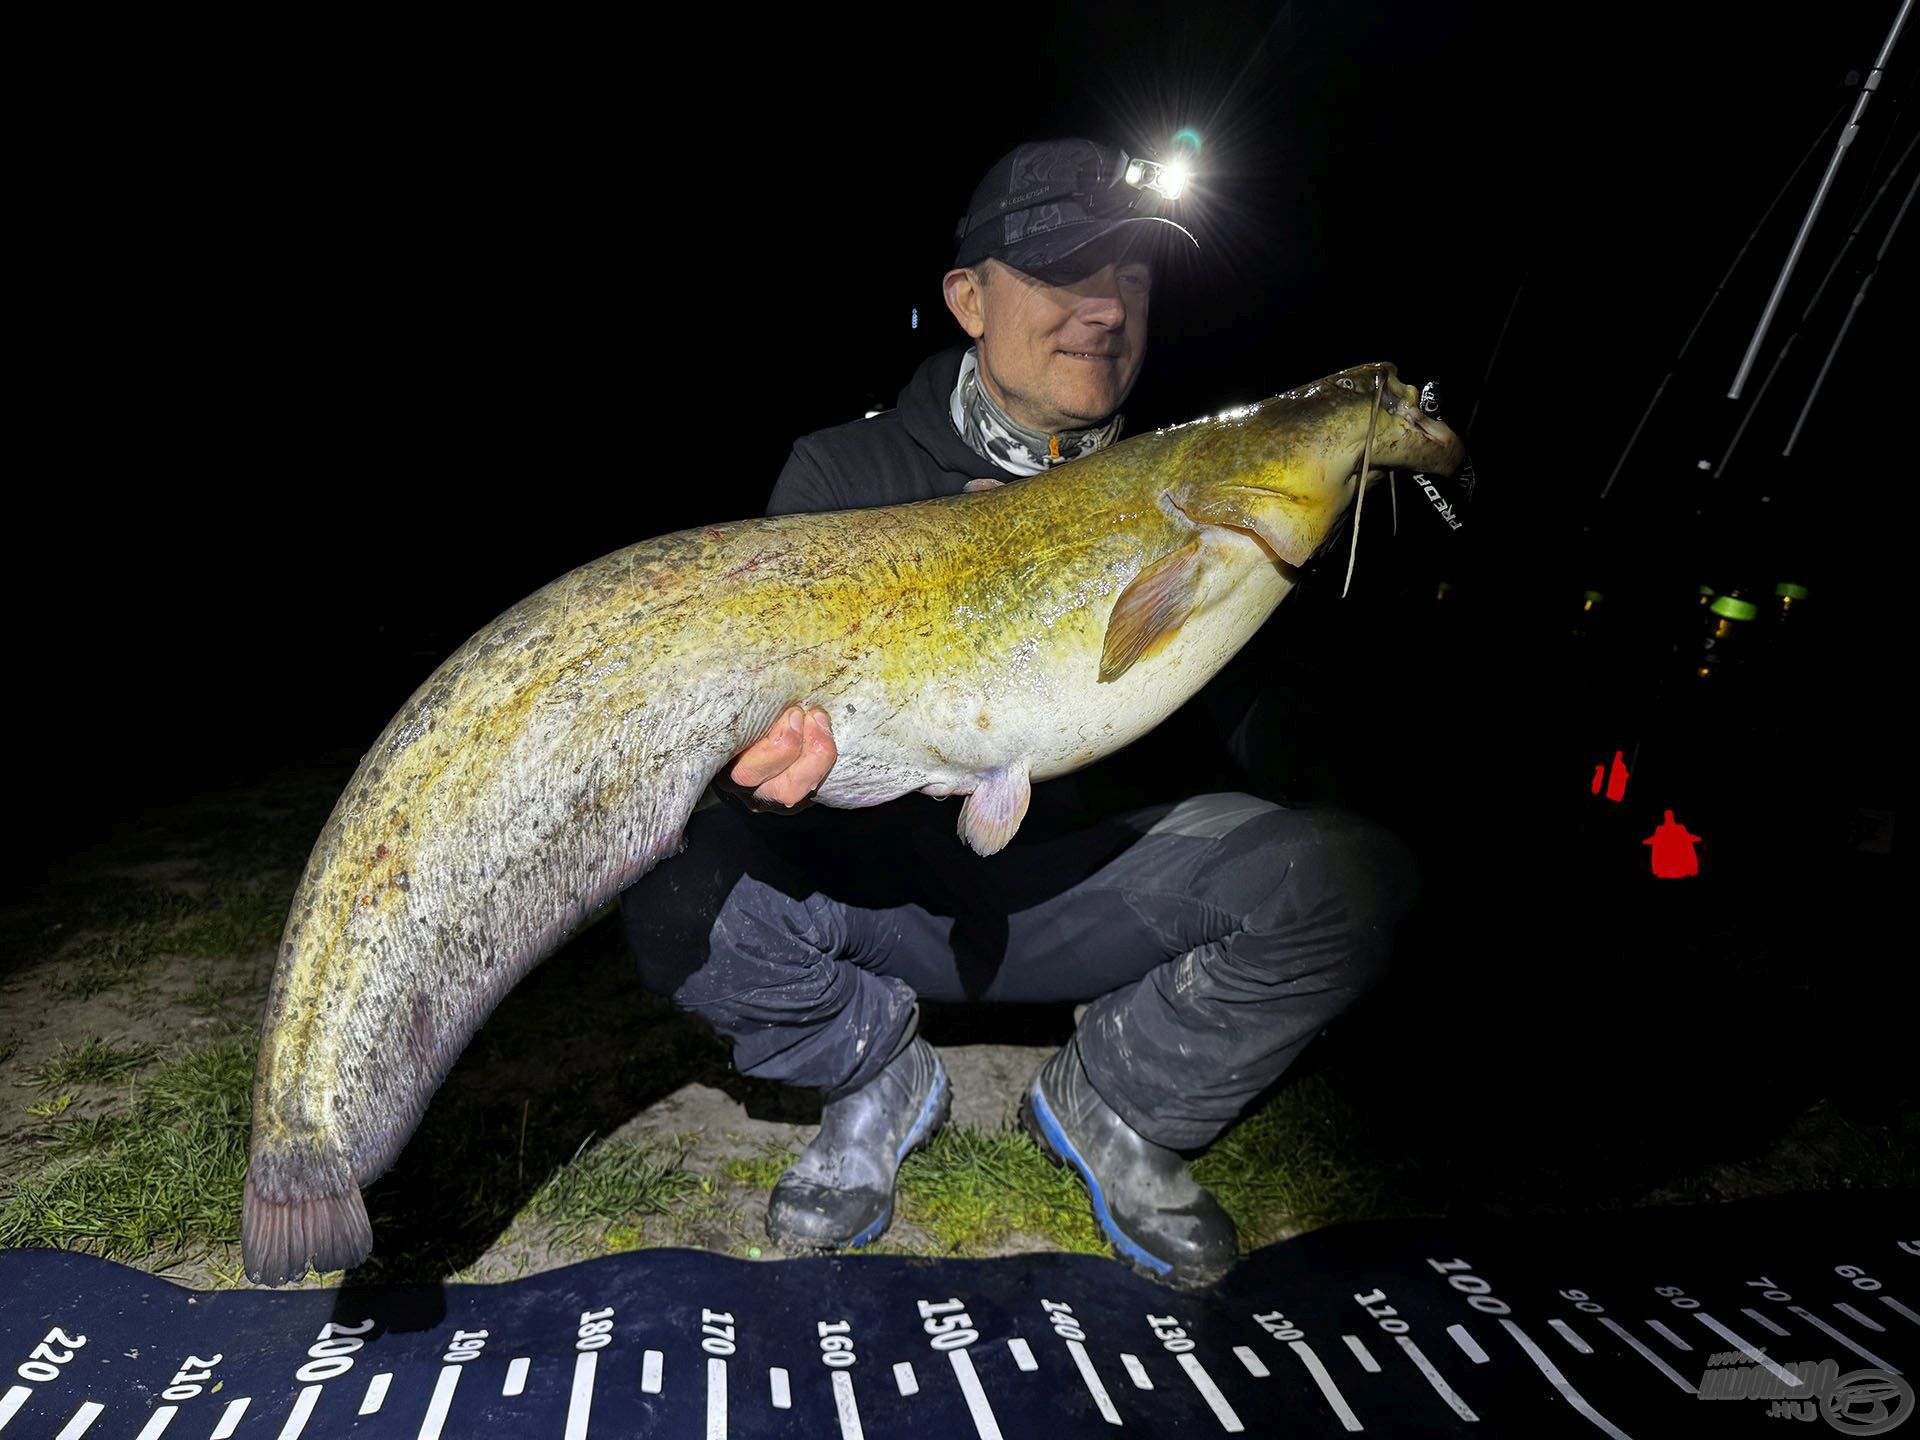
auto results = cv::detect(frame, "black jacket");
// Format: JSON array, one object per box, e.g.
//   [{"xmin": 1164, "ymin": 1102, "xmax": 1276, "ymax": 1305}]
[{"xmin": 769, "ymin": 347, "xmax": 1016, "ymax": 515}]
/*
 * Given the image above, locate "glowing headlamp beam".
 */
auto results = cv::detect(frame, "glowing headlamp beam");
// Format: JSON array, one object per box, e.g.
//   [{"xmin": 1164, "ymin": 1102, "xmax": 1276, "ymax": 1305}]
[{"xmin": 1121, "ymin": 148, "xmax": 1196, "ymax": 201}]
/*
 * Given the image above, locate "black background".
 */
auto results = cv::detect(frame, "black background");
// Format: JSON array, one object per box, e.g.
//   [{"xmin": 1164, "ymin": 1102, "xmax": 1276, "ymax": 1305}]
[{"xmin": 13, "ymin": 0, "xmax": 1904, "ymax": 885}]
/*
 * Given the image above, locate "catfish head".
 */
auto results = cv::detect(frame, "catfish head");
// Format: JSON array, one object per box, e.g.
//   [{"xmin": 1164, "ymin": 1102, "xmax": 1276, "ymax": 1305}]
[{"xmin": 1164, "ymin": 361, "xmax": 1467, "ymax": 572}]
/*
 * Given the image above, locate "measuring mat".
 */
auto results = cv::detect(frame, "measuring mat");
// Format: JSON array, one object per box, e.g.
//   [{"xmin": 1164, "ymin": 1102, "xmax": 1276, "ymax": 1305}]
[{"xmin": 2, "ymin": 1191, "xmax": 1913, "ymax": 1437}]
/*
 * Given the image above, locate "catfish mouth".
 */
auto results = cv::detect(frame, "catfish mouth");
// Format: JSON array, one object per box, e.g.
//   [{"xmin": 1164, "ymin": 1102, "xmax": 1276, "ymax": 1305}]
[{"xmin": 1406, "ymin": 407, "xmax": 1460, "ymax": 452}]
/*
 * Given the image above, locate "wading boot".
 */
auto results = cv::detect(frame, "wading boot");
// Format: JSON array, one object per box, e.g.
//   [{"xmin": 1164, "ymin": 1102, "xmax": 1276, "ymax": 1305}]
[
  {"xmin": 1021, "ymin": 1035, "xmax": 1238, "ymax": 1289},
  {"xmin": 766, "ymin": 1035, "xmax": 950, "ymax": 1250}
]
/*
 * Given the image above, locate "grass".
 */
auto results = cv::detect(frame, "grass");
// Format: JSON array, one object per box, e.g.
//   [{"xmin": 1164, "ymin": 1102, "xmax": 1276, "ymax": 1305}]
[
  {"xmin": 521, "ymin": 1136, "xmax": 708, "ymax": 1251},
  {"xmin": 897, "ymin": 1126, "xmax": 1111, "ymax": 1256},
  {"xmin": 0, "ymin": 1039, "xmax": 254, "ymax": 1263},
  {"xmin": 181, "ymin": 971, "xmax": 264, "ymax": 1019},
  {"xmin": 720, "ymin": 1143, "xmax": 797, "ymax": 1190},
  {"xmin": 23, "ymin": 1036, "xmax": 158, "ymax": 1091},
  {"xmin": 49, "ymin": 879, "xmax": 288, "ymax": 999},
  {"xmin": 1192, "ymin": 1073, "xmax": 1417, "ymax": 1246}
]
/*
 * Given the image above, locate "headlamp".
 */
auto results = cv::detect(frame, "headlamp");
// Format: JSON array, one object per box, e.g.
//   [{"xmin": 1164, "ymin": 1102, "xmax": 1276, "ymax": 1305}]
[
  {"xmin": 1121, "ymin": 154, "xmax": 1190, "ymax": 201},
  {"xmin": 955, "ymin": 136, "xmax": 1199, "ymax": 250},
  {"xmin": 951, "ymin": 133, "xmax": 1204, "ymax": 270}
]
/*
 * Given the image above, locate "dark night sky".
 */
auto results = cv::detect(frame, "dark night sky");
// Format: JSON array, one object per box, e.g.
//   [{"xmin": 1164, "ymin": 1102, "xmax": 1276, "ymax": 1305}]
[{"xmin": 13, "ymin": 2, "xmax": 1905, "ymax": 885}]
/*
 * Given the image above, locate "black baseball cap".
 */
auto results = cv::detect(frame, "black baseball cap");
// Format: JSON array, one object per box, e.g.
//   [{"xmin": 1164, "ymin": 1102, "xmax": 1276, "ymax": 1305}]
[{"xmin": 953, "ymin": 137, "xmax": 1198, "ymax": 271}]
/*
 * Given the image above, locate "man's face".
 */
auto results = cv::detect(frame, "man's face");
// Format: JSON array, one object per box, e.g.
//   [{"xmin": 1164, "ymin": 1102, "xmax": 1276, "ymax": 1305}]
[{"xmin": 955, "ymin": 230, "xmax": 1153, "ymax": 434}]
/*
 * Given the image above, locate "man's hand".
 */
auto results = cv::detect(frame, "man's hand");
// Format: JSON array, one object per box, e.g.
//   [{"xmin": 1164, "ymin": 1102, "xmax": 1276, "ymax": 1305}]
[{"xmin": 729, "ymin": 705, "xmax": 837, "ymax": 810}]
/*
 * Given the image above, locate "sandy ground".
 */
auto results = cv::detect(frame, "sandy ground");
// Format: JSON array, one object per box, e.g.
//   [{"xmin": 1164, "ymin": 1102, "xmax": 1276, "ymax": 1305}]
[{"xmin": 0, "ymin": 764, "xmax": 1076, "ymax": 1289}]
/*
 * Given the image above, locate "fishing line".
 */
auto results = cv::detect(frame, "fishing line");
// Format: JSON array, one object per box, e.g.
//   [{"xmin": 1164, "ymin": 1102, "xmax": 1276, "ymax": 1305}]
[
  {"xmin": 1462, "ymin": 269, "xmax": 1527, "ymax": 447},
  {"xmin": 1784, "ymin": 159, "xmax": 1916, "ymax": 456},
  {"xmin": 1342, "ymin": 368, "xmax": 1386, "ymax": 598},
  {"xmin": 1599, "ymin": 99, "xmax": 1847, "ymax": 501}
]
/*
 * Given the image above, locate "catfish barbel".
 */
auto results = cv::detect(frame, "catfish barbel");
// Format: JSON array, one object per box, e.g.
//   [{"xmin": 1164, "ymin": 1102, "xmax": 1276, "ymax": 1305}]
[{"xmin": 243, "ymin": 362, "xmax": 1466, "ymax": 1284}]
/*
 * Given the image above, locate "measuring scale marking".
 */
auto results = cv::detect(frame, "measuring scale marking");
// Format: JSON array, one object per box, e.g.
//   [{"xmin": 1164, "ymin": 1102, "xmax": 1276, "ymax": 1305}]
[
  {"xmin": 1289, "ymin": 1341, "xmax": 1363, "ymax": 1433},
  {"xmin": 1394, "ymin": 1336, "xmax": 1478, "ymax": 1423},
  {"xmin": 3, "ymin": 1197, "xmax": 1910, "ymax": 1440},
  {"xmin": 1063, "ymin": 1340, "xmax": 1122, "ymax": 1425},
  {"xmin": 208, "ymin": 1396, "xmax": 250, "ymax": 1438},
  {"xmin": 48, "ymin": 1401, "xmax": 102, "ymax": 1440},
  {"xmin": 1547, "ymin": 1319, "xmax": 1592, "ymax": 1354},
  {"xmin": 271, "ymin": 1384, "xmax": 320, "ymax": 1440},
  {"xmin": 1641, "ymin": 1319, "xmax": 1690, "ymax": 1352},
  {"xmin": 417, "ymin": 1364, "xmax": 461, "ymax": 1440},
  {"xmin": 0, "ymin": 1386, "xmax": 31, "ymax": 1433},
  {"xmin": 1692, "ymin": 1313, "xmax": 1803, "ymax": 1388},
  {"xmin": 705, "ymin": 1356, "xmax": 727, "ymax": 1440},
  {"xmin": 1175, "ymin": 1352, "xmax": 1243, "ymax": 1433},
  {"xmin": 360, "ymin": 1370, "xmax": 393, "ymax": 1414},
  {"xmin": 1595, "ymin": 1317, "xmax": 1695, "ymax": 1394},
  {"xmin": 830, "ymin": 1369, "xmax": 864, "ymax": 1440},
  {"xmin": 502, "ymin": 1357, "xmax": 530, "ymax": 1397},
  {"xmin": 1739, "ymin": 1307, "xmax": 1790, "ymax": 1337},
  {"xmin": 1835, "ymin": 1301, "xmax": 1886, "ymax": 1333},
  {"xmin": 1499, "ymin": 1321, "xmax": 1632, "ymax": 1440},
  {"xmin": 1446, "ymin": 1324, "xmax": 1489, "ymax": 1364},
  {"xmin": 1786, "ymin": 1305, "xmax": 1901, "ymax": 1374},
  {"xmin": 563, "ymin": 1350, "xmax": 598, "ymax": 1440},
  {"xmin": 948, "ymin": 1347, "xmax": 1005, "ymax": 1440}
]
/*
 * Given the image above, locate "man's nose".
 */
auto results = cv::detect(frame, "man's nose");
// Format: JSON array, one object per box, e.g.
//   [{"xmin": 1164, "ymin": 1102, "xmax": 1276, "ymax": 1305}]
[{"xmin": 1075, "ymin": 274, "xmax": 1128, "ymax": 327}]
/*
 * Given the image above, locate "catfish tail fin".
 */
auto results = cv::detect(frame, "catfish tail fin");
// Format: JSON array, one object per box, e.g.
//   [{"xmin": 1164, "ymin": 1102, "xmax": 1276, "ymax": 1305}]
[{"xmin": 242, "ymin": 1145, "xmax": 372, "ymax": 1286}]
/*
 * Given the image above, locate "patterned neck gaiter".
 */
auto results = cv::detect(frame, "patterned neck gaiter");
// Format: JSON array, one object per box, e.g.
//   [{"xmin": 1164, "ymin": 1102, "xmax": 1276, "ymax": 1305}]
[{"xmin": 950, "ymin": 348, "xmax": 1124, "ymax": 477}]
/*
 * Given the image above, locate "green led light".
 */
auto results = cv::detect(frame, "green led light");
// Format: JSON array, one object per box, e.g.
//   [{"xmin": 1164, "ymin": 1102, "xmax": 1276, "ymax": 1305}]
[
  {"xmin": 1698, "ymin": 584, "xmax": 1715, "ymax": 596},
  {"xmin": 1709, "ymin": 596, "xmax": 1758, "ymax": 621},
  {"xmin": 1583, "ymin": 589, "xmax": 1604, "ymax": 604},
  {"xmin": 1774, "ymin": 582, "xmax": 1809, "ymax": 600}
]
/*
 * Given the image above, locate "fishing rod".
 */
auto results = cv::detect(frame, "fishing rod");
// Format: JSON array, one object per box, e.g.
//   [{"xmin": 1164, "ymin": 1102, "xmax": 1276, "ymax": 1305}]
[
  {"xmin": 1717, "ymin": 127, "xmax": 1916, "ymax": 478},
  {"xmin": 1597, "ymin": 100, "xmax": 1846, "ymax": 501},
  {"xmin": 1728, "ymin": 0, "xmax": 1912, "ymax": 399}
]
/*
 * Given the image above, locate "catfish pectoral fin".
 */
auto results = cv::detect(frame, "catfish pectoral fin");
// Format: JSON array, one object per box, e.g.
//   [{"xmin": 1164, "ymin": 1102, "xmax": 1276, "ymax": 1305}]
[
  {"xmin": 957, "ymin": 760, "xmax": 1031, "ymax": 856},
  {"xmin": 1099, "ymin": 539, "xmax": 1202, "ymax": 683},
  {"xmin": 1169, "ymin": 482, "xmax": 1318, "ymax": 567},
  {"xmin": 242, "ymin": 1165, "xmax": 372, "ymax": 1286}
]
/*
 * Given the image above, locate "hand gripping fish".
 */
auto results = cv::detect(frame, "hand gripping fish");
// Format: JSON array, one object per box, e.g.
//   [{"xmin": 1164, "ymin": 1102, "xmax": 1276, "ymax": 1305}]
[{"xmin": 242, "ymin": 362, "xmax": 1467, "ymax": 1284}]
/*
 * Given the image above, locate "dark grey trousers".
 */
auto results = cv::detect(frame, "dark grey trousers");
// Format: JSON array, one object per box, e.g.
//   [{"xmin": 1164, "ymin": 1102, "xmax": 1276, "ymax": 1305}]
[{"xmin": 618, "ymin": 792, "xmax": 1415, "ymax": 1150}]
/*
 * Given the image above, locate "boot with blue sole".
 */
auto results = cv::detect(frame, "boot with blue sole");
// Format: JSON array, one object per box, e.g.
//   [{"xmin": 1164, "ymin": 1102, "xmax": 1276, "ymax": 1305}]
[
  {"xmin": 1021, "ymin": 1035, "xmax": 1238, "ymax": 1289},
  {"xmin": 767, "ymin": 1035, "xmax": 951, "ymax": 1250}
]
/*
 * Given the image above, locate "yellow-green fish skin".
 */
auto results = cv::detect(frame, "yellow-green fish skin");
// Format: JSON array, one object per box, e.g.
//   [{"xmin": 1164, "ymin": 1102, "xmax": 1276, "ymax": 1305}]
[{"xmin": 242, "ymin": 362, "xmax": 1464, "ymax": 1284}]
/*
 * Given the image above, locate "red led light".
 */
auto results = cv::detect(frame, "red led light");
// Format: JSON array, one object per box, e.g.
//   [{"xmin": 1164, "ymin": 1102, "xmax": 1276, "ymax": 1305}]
[
  {"xmin": 1606, "ymin": 751, "xmax": 1629, "ymax": 803},
  {"xmin": 1588, "ymin": 751, "xmax": 1630, "ymax": 802},
  {"xmin": 1644, "ymin": 809, "xmax": 1703, "ymax": 879}
]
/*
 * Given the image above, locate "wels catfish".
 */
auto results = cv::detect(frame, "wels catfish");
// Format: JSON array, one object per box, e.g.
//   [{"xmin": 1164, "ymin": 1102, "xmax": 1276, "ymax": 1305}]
[{"xmin": 243, "ymin": 362, "xmax": 1466, "ymax": 1284}]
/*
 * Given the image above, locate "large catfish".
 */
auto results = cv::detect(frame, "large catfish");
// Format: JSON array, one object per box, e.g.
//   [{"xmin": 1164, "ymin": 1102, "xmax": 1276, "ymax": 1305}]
[{"xmin": 243, "ymin": 362, "xmax": 1467, "ymax": 1284}]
